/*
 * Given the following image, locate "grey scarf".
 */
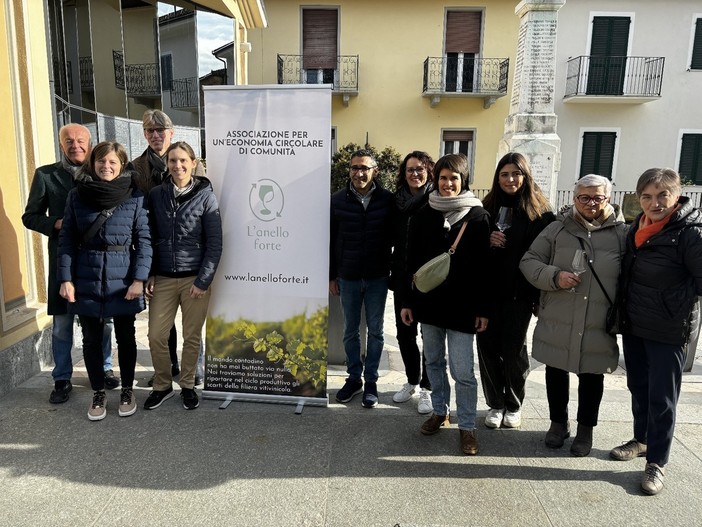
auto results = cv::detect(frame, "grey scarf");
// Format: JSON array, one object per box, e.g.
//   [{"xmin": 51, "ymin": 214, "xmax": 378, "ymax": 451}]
[{"xmin": 428, "ymin": 190, "xmax": 483, "ymax": 228}]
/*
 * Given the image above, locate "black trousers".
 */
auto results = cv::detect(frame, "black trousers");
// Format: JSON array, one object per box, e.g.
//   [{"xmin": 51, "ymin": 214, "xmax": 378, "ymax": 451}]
[
  {"xmin": 393, "ymin": 294, "xmax": 430, "ymax": 389},
  {"xmin": 476, "ymin": 299, "xmax": 532, "ymax": 412},
  {"xmin": 623, "ymin": 334, "xmax": 685, "ymax": 466},
  {"xmin": 545, "ymin": 366, "xmax": 604, "ymax": 427},
  {"xmin": 80, "ymin": 315, "xmax": 136, "ymax": 391}
]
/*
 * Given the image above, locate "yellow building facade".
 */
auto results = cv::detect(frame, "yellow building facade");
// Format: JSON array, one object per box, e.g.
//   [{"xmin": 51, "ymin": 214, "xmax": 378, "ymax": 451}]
[
  {"xmin": 247, "ymin": 0, "xmax": 520, "ymax": 188},
  {"xmin": 0, "ymin": 0, "xmax": 266, "ymax": 396}
]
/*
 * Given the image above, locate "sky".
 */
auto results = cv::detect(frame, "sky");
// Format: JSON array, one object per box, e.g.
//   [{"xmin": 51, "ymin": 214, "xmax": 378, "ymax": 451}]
[{"xmin": 158, "ymin": 3, "xmax": 235, "ymax": 77}]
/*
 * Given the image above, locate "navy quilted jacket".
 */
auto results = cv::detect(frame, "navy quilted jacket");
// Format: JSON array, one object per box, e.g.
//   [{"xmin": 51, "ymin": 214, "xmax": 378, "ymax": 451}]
[
  {"xmin": 57, "ymin": 187, "xmax": 152, "ymax": 318},
  {"xmin": 329, "ymin": 181, "xmax": 394, "ymax": 281},
  {"xmin": 148, "ymin": 176, "xmax": 222, "ymax": 290}
]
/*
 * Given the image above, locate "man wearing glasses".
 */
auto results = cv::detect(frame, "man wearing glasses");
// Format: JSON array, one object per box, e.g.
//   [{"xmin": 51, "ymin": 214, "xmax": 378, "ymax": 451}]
[
  {"xmin": 330, "ymin": 149, "xmax": 394, "ymax": 408},
  {"xmin": 131, "ymin": 110, "xmax": 205, "ymax": 385}
]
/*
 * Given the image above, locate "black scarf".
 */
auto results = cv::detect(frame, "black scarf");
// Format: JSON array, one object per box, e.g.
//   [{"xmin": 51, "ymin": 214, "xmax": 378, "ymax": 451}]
[
  {"xmin": 395, "ymin": 183, "xmax": 433, "ymax": 214},
  {"xmin": 147, "ymin": 148, "xmax": 167, "ymax": 184},
  {"xmin": 76, "ymin": 174, "xmax": 134, "ymax": 210}
]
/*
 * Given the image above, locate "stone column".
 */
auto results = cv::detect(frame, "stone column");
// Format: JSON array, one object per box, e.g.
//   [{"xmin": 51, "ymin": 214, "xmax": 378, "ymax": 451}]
[{"xmin": 499, "ymin": 0, "xmax": 565, "ymax": 205}]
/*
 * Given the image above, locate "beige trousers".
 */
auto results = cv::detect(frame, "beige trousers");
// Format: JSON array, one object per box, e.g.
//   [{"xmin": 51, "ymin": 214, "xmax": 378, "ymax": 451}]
[{"xmin": 148, "ymin": 275, "xmax": 209, "ymax": 390}]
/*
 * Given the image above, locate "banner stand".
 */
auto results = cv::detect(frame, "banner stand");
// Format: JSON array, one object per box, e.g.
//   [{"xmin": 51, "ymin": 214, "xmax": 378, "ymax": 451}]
[{"xmin": 204, "ymin": 391, "xmax": 328, "ymax": 413}]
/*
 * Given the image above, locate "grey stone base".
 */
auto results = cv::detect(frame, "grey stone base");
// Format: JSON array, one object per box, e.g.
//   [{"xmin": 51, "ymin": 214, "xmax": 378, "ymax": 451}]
[{"xmin": 0, "ymin": 327, "xmax": 52, "ymax": 398}]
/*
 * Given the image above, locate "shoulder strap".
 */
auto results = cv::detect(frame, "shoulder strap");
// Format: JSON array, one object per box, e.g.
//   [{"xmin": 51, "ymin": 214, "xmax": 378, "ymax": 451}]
[
  {"xmin": 449, "ymin": 222, "xmax": 468, "ymax": 254},
  {"xmin": 577, "ymin": 237, "xmax": 613, "ymax": 306},
  {"xmin": 82, "ymin": 206, "xmax": 117, "ymax": 244}
]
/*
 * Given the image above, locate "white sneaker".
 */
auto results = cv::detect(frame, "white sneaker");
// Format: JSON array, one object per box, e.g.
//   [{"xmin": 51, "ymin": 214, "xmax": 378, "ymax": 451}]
[
  {"xmin": 503, "ymin": 410, "xmax": 522, "ymax": 428},
  {"xmin": 417, "ymin": 389, "xmax": 432, "ymax": 414},
  {"xmin": 393, "ymin": 383, "xmax": 418, "ymax": 403},
  {"xmin": 485, "ymin": 408, "xmax": 505, "ymax": 429}
]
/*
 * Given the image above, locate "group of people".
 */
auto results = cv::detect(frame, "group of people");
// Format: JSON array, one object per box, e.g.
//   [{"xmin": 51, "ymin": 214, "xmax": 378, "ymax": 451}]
[
  {"xmin": 329, "ymin": 148, "xmax": 702, "ymax": 496},
  {"xmin": 23, "ymin": 110, "xmax": 222, "ymax": 421}
]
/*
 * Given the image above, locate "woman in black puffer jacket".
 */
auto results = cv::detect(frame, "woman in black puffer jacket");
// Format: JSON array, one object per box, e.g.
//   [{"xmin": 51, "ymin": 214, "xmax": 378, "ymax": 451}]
[
  {"xmin": 144, "ymin": 141, "xmax": 222, "ymax": 412},
  {"xmin": 610, "ymin": 168, "xmax": 702, "ymax": 496},
  {"xmin": 58, "ymin": 141, "xmax": 151, "ymax": 421}
]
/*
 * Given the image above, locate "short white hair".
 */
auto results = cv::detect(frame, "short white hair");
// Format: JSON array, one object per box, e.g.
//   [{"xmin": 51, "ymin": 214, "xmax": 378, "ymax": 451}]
[{"xmin": 575, "ymin": 174, "xmax": 612, "ymax": 197}]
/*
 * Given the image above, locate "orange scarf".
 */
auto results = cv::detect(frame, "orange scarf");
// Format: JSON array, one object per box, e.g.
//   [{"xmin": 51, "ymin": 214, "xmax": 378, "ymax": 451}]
[{"xmin": 634, "ymin": 205, "xmax": 680, "ymax": 248}]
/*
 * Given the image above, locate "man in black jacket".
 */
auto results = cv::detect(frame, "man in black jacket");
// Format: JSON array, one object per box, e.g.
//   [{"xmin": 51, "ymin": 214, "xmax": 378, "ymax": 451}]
[
  {"xmin": 329, "ymin": 149, "xmax": 393, "ymax": 408},
  {"xmin": 22, "ymin": 124, "xmax": 118, "ymax": 403}
]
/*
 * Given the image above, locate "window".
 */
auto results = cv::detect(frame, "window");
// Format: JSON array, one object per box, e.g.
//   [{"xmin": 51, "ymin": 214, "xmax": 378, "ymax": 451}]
[
  {"xmin": 160, "ymin": 53, "xmax": 173, "ymax": 91},
  {"xmin": 691, "ymin": 18, "xmax": 702, "ymax": 70},
  {"xmin": 444, "ymin": 11, "xmax": 481, "ymax": 93},
  {"xmin": 679, "ymin": 134, "xmax": 702, "ymax": 184},
  {"xmin": 330, "ymin": 127, "xmax": 337, "ymax": 157},
  {"xmin": 302, "ymin": 8, "xmax": 338, "ymax": 85},
  {"xmin": 587, "ymin": 16, "xmax": 630, "ymax": 95},
  {"xmin": 579, "ymin": 131, "xmax": 617, "ymax": 179},
  {"xmin": 442, "ymin": 130, "xmax": 474, "ymax": 181}
]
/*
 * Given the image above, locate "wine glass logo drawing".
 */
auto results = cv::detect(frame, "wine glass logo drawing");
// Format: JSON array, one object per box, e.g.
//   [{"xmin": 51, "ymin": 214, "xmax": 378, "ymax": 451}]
[{"xmin": 249, "ymin": 179, "xmax": 285, "ymax": 222}]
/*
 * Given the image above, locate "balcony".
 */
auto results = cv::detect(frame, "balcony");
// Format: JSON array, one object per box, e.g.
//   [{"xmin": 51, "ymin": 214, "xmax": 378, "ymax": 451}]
[
  {"xmin": 170, "ymin": 77, "xmax": 199, "ymax": 110},
  {"xmin": 79, "ymin": 56, "xmax": 93, "ymax": 89},
  {"xmin": 112, "ymin": 50, "xmax": 161, "ymax": 100},
  {"xmin": 422, "ymin": 56, "xmax": 509, "ymax": 108},
  {"xmin": 564, "ymin": 56, "xmax": 664, "ymax": 104},
  {"xmin": 277, "ymin": 54, "xmax": 358, "ymax": 106}
]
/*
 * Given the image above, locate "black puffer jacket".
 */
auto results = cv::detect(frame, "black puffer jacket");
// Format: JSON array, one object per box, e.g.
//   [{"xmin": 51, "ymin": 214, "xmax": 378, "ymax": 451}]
[
  {"xmin": 329, "ymin": 181, "xmax": 393, "ymax": 281},
  {"xmin": 620, "ymin": 196, "xmax": 702, "ymax": 346},
  {"xmin": 148, "ymin": 176, "xmax": 222, "ymax": 290}
]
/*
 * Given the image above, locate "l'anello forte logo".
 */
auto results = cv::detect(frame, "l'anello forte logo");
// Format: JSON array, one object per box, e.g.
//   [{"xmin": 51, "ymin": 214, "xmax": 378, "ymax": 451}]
[{"xmin": 249, "ymin": 179, "xmax": 284, "ymax": 222}]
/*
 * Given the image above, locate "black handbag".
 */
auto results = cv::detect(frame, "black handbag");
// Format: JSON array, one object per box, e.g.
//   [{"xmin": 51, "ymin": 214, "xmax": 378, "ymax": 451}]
[{"xmin": 577, "ymin": 238, "xmax": 618, "ymax": 335}]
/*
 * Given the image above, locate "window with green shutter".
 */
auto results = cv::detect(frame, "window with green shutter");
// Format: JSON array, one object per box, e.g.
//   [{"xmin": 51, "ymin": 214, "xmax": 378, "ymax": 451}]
[
  {"xmin": 579, "ymin": 132, "xmax": 617, "ymax": 180},
  {"xmin": 679, "ymin": 134, "xmax": 702, "ymax": 184},
  {"xmin": 691, "ymin": 19, "xmax": 702, "ymax": 70},
  {"xmin": 587, "ymin": 17, "xmax": 630, "ymax": 95}
]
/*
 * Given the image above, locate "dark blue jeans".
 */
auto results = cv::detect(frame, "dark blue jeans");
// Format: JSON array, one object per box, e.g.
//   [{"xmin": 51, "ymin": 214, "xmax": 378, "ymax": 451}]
[{"xmin": 623, "ymin": 334, "xmax": 685, "ymax": 466}]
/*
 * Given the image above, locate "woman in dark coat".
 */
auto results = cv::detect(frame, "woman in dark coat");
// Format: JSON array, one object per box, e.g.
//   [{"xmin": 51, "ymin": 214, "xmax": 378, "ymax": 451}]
[
  {"xmin": 390, "ymin": 151, "xmax": 434, "ymax": 414},
  {"xmin": 610, "ymin": 168, "xmax": 702, "ymax": 496},
  {"xmin": 477, "ymin": 152, "xmax": 554, "ymax": 429},
  {"xmin": 400, "ymin": 154, "xmax": 491, "ymax": 455},
  {"xmin": 58, "ymin": 141, "xmax": 151, "ymax": 421}
]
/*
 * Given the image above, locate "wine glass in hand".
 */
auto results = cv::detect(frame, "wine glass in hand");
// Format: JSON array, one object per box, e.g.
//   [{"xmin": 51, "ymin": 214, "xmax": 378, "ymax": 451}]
[
  {"xmin": 494, "ymin": 207, "xmax": 513, "ymax": 248},
  {"xmin": 569, "ymin": 249, "xmax": 587, "ymax": 292}
]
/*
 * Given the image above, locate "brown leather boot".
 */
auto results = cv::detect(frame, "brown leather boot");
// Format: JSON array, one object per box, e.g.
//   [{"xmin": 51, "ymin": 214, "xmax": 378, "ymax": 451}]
[
  {"xmin": 420, "ymin": 414, "xmax": 450, "ymax": 435},
  {"xmin": 460, "ymin": 429, "xmax": 479, "ymax": 455}
]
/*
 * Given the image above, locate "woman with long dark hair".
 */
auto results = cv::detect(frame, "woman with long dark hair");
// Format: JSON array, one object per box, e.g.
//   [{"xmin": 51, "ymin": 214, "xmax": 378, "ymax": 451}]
[
  {"xmin": 477, "ymin": 152, "xmax": 554, "ymax": 429},
  {"xmin": 390, "ymin": 151, "xmax": 435, "ymax": 414}
]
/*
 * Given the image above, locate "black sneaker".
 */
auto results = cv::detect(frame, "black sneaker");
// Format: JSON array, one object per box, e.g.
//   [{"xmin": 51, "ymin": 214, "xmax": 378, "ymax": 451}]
[
  {"xmin": 362, "ymin": 381, "xmax": 379, "ymax": 409},
  {"xmin": 143, "ymin": 387, "xmax": 175, "ymax": 410},
  {"xmin": 181, "ymin": 388, "xmax": 199, "ymax": 410},
  {"xmin": 335, "ymin": 378, "xmax": 363, "ymax": 403},
  {"xmin": 104, "ymin": 369, "xmax": 120, "ymax": 390},
  {"xmin": 49, "ymin": 380, "xmax": 72, "ymax": 404}
]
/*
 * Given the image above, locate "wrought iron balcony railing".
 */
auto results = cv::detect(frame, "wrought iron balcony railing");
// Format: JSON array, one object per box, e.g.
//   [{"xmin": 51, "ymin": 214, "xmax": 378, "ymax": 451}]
[
  {"xmin": 565, "ymin": 56, "xmax": 664, "ymax": 99},
  {"xmin": 112, "ymin": 50, "xmax": 161, "ymax": 97},
  {"xmin": 170, "ymin": 77, "xmax": 199, "ymax": 109},
  {"xmin": 422, "ymin": 56, "xmax": 509, "ymax": 108},
  {"xmin": 277, "ymin": 54, "xmax": 358, "ymax": 104},
  {"xmin": 79, "ymin": 56, "xmax": 93, "ymax": 89}
]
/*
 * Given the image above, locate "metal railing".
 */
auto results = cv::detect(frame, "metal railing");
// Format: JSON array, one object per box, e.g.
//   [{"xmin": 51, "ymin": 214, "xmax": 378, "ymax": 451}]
[
  {"xmin": 423, "ymin": 57, "xmax": 509, "ymax": 94},
  {"xmin": 565, "ymin": 56, "xmax": 664, "ymax": 98},
  {"xmin": 79, "ymin": 56, "xmax": 93, "ymax": 89},
  {"xmin": 277, "ymin": 54, "xmax": 359, "ymax": 92},
  {"xmin": 170, "ymin": 77, "xmax": 199, "ymax": 109},
  {"xmin": 112, "ymin": 50, "xmax": 161, "ymax": 96}
]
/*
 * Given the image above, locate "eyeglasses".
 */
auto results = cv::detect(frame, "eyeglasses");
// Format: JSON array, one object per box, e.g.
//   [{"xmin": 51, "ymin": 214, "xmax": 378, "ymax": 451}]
[
  {"xmin": 575, "ymin": 194, "xmax": 607, "ymax": 205},
  {"xmin": 144, "ymin": 127, "xmax": 169, "ymax": 135},
  {"xmin": 350, "ymin": 165, "xmax": 376, "ymax": 174},
  {"xmin": 406, "ymin": 167, "xmax": 426, "ymax": 175}
]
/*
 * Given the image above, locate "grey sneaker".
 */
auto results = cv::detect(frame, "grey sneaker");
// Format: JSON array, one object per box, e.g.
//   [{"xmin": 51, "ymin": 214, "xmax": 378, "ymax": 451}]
[
  {"xmin": 610, "ymin": 439, "xmax": 647, "ymax": 461},
  {"xmin": 88, "ymin": 390, "xmax": 107, "ymax": 421},
  {"xmin": 118, "ymin": 388, "xmax": 137, "ymax": 417},
  {"xmin": 641, "ymin": 463, "xmax": 665, "ymax": 495}
]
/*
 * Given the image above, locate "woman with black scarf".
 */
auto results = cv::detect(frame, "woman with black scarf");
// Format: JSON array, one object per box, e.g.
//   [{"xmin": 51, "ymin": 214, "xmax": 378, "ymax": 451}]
[
  {"xmin": 390, "ymin": 151, "xmax": 435, "ymax": 414},
  {"xmin": 58, "ymin": 141, "xmax": 152, "ymax": 421}
]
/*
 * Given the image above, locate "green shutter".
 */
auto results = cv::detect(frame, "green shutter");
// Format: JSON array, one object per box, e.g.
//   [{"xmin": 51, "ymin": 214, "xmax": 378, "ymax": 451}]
[
  {"xmin": 679, "ymin": 134, "xmax": 702, "ymax": 185},
  {"xmin": 580, "ymin": 132, "xmax": 616, "ymax": 180},
  {"xmin": 691, "ymin": 19, "xmax": 702, "ymax": 70}
]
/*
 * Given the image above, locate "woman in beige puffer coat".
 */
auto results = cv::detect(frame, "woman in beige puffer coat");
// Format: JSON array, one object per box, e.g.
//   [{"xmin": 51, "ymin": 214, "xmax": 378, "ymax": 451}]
[{"xmin": 520, "ymin": 174, "xmax": 627, "ymax": 457}]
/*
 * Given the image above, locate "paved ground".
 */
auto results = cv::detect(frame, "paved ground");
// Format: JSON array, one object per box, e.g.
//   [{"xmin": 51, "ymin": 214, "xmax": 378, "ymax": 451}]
[{"xmin": 1, "ymin": 294, "xmax": 701, "ymax": 526}]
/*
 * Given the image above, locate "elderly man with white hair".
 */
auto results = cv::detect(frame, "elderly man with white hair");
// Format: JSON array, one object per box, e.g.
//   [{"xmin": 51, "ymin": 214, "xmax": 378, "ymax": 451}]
[{"xmin": 520, "ymin": 174, "xmax": 627, "ymax": 457}]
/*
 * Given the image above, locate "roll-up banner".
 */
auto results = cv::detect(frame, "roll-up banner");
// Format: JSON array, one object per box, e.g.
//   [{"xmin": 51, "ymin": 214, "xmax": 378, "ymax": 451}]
[{"xmin": 203, "ymin": 85, "xmax": 331, "ymax": 408}]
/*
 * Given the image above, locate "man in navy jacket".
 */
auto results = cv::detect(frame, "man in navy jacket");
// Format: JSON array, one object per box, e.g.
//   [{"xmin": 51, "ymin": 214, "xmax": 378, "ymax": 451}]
[{"xmin": 329, "ymin": 149, "xmax": 393, "ymax": 408}]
